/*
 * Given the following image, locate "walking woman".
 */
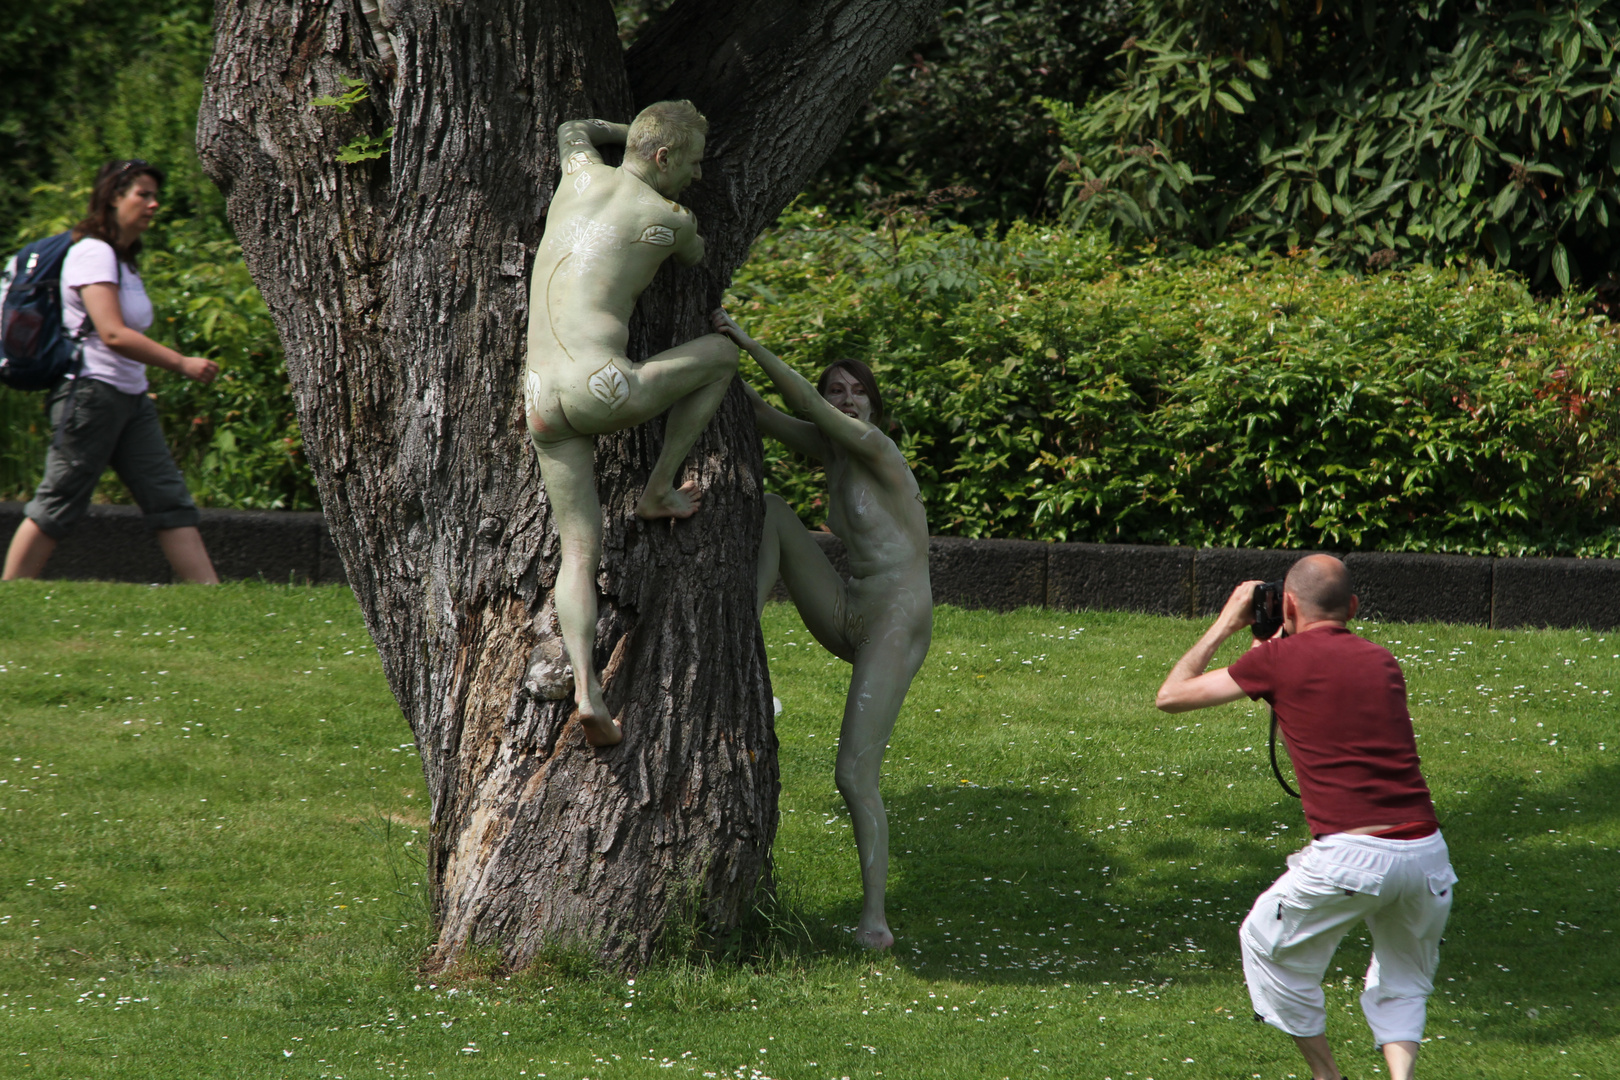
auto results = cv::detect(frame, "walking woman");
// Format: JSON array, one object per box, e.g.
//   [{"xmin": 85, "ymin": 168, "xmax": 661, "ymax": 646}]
[
  {"xmin": 3, "ymin": 160, "xmax": 220, "ymax": 582},
  {"xmin": 713, "ymin": 307, "xmax": 932, "ymax": 950}
]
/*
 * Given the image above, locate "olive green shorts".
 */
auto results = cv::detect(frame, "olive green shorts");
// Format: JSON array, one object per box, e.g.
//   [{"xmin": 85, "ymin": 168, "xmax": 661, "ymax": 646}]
[{"xmin": 23, "ymin": 377, "xmax": 199, "ymax": 540}]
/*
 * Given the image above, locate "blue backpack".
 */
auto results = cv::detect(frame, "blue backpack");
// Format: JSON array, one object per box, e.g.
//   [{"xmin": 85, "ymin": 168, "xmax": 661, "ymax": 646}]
[{"xmin": 0, "ymin": 231, "xmax": 87, "ymax": 392}]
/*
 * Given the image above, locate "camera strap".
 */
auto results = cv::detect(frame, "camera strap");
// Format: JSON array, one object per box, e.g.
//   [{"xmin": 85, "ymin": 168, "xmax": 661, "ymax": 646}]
[{"xmin": 1269, "ymin": 708, "xmax": 1301, "ymax": 799}]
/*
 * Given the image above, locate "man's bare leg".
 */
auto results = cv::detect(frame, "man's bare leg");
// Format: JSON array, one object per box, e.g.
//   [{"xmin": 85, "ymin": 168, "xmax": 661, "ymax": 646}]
[
  {"xmin": 1382, "ymin": 1039, "xmax": 1417, "ymax": 1080},
  {"xmin": 531, "ymin": 433, "xmax": 619, "ymax": 746},
  {"xmin": 632, "ymin": 333, "xmax": 737, "ymax": 520},
  {"xmin": 1291, "ymin": 1034, "xmax": 1344, "ymax": 1080},
  {"xmin": 2, "ymin": 518, "xmax": 57, "ymax": 580}
]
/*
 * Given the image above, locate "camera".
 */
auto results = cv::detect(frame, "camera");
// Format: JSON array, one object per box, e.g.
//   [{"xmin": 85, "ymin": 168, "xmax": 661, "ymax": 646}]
[{"xmin": 1252, "ymin": 580, "xmax": 1285, "ymax": 640}]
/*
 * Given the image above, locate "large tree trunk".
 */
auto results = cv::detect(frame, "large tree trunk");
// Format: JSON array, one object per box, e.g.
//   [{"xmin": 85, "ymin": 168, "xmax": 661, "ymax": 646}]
[{"xmin": 197, "ymin": 0, "xmax": 941, "ymax": 970}]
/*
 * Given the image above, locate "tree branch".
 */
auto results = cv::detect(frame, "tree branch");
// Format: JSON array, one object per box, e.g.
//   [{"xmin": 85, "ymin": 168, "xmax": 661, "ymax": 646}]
[{"xmin": 625, "ymin": 0, "xmax": 944, "ymax": 273}]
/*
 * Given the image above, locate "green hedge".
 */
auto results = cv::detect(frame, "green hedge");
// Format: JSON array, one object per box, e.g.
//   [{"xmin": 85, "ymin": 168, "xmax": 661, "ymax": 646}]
[
  {"xmin": 7, "ymin": 209, "xmax": 1615, "ymax": 556},
  {"xmin": 724, "ymin": 209, "xmax": 1620, "ymax": 556}
]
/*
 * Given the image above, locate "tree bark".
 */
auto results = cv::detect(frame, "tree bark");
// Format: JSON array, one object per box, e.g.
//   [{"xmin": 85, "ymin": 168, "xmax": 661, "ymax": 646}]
[{"xmin": 197, "ymin": 0, "xmax": 941, "ymax": 971}]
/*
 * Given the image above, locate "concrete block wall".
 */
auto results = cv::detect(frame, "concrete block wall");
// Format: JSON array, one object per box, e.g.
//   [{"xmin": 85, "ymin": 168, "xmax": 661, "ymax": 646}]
[
  {"xmin": 4, "ymin": 502, "xmax": 1615, "ymax": 629},
  {"xmin": 0, "ymin": 502, "xmax": 346, "ymax": 586},
  {"xmin": 795, "ymin": 531, "xmax": 1618, "ymax": 631}
]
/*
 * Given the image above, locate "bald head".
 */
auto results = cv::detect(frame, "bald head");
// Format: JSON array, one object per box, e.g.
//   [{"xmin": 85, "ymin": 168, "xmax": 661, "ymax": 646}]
[{"xmin": 1283, "ymin": 554, "xmax": 1354, "ymax": 622}]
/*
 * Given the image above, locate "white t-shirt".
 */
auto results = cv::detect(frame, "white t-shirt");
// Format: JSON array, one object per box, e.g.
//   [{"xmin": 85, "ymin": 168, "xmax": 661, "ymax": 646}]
[{"xmin": 61, "ymin": 237, "xmax": 153, "ymax": 394}]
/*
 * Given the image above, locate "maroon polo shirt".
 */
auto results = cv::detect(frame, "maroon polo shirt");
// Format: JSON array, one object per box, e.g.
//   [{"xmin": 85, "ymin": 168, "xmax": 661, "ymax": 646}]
[{"xmin": 1227, "ymin": 626, "xmax": 1437, "ymax": 837}]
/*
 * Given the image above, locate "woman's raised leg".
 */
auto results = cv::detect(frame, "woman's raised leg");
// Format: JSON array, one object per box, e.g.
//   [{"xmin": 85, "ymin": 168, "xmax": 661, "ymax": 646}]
[{"xmin": 758, "ymin": 494, "xmax": 857, "ymax": 662}]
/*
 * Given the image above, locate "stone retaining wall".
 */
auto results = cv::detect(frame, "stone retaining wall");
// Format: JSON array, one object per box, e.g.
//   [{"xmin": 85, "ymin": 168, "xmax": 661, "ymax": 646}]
[
  {"xmin": 3, "ymin": 502, "xmax": 1615, "ymax": 630},
  {"xmin": 786, "ymin": 533, "xmax": 1619, "ymax": 631},
  {"xmin": 0, "ymin": 502, "xmax": 346, "ymax": 586}
]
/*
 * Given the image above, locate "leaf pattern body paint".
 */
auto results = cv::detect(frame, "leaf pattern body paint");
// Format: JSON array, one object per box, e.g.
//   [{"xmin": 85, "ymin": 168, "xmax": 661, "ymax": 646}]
[
  {"xmin": 635, "ymin": 224, "xmax": 676, "ymax": 247},
  {"xmin": 587, "ymin": 362, "xmax": 631, "ymax": 411}
]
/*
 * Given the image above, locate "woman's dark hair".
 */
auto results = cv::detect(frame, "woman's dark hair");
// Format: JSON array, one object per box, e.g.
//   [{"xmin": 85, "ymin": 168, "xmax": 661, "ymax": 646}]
[
  {"xmin": 72, "ymin": 159, "xmax": 166, "ymax": 266},
  {"xmin": 816, "ymin": 358, "xmax": 885, "ymax": 427}
]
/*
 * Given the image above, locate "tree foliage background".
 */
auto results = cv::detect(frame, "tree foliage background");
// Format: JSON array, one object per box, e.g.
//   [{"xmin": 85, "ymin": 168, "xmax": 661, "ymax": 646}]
[
  {"xmin": 1, "ymin": 0, "xmax": 218, "ymax": 245},
  {"xmin": 2, "ymin": 0, "xmax": 1615, "ymax": 557},
  {"xmin": 808, "ymin": 0, "xmax": 1131, "ymax": 222},
  {"xmin": 1048, "ymin": 0, "xmax": 1620, "ymax": 291}
]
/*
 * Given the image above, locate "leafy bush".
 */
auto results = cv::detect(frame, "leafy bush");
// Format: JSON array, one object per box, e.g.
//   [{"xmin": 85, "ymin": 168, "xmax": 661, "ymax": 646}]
[
  {"xmin": 725, "ymin": 210, "xmax": 1619, "ymax": 556},
  {"xmin": 1046, "ymin": 0, "xmax": 1620, "ymax": 291},
  {"xmin": 0, "ymin": 387, "xmax": 46, "ymax": 500},
  {"xmin": 141, "ymin": 226, "xmax": 316, "ymax": 510}
]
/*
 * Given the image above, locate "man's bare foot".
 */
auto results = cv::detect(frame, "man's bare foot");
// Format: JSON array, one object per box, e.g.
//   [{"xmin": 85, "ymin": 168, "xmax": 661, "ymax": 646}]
[
  {"xmin": 634, "ymin": 480, "xmax": 702, "ymax": 521},
  {"xmin": 854, "ymin": 919, "xmax": 893, "ymax": 951},
  {"xmin": 577, "ymin": 682, "xmax": 622, "ymax": 747}
]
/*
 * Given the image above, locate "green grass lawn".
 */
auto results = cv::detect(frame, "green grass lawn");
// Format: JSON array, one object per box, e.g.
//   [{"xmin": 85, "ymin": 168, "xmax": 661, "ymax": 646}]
[{"xmin": 1, "ymin": 581, "xmax": 1615, "ymax": 1079}]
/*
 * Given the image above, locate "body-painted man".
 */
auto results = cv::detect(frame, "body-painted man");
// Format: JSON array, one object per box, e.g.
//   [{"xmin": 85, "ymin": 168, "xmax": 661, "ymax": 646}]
[{"xmin": 525, "ymin": 102, "xmax": 737, "ymax": 746}]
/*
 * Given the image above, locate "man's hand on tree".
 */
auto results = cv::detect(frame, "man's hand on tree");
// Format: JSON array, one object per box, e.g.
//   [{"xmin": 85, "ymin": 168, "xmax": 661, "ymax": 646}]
[{"xmin": 583, "ymin": 118, "xmax": 629, "ymax": 144}]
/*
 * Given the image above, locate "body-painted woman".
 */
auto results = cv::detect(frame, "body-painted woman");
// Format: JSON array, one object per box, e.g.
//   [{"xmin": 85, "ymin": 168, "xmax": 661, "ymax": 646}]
[{"xmin": 714, "ymin": 308, "xmax": 931, "ymax": 950}]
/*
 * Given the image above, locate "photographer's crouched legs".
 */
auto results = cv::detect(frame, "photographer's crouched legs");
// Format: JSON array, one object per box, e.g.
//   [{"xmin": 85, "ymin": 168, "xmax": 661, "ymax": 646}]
[{"xmin": 1239, "ymin": 833, "xmax": 1455, "ymax": 1080}]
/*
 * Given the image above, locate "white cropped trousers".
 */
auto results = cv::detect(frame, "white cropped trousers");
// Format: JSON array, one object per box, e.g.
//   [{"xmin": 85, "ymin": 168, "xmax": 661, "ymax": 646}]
[{"xmin": 1239, "ymin": 829, "xmax": 1457, "ymax": 1046}]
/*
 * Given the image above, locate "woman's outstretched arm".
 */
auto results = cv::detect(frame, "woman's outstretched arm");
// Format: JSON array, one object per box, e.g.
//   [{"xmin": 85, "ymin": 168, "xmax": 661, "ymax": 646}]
[
  {"xmin": 713, "ymin": 308, "xmax": 882, "ymax": 460},
  {"xmin": 80, "ymin": 283, "xmax": 217, "ymax": 382},
  {"xmin": 743, "ymin": 382, "xmax": 829, "ymax": 461}
]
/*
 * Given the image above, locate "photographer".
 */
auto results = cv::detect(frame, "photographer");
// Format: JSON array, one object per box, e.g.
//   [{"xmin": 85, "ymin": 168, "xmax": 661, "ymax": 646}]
[{"xmin": 1155, "ymin": 555, "xmax": 1456, "ymax": 1080}]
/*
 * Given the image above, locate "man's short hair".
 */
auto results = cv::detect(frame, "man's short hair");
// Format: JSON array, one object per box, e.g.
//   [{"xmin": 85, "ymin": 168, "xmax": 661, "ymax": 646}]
[
  {"xmin": 627, "ymin": 100, "xmax": 707, "ymax": 162},
  {"xmin": 1284, "ymin": 554, "xmax": 1354, "ymax": 621}
]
